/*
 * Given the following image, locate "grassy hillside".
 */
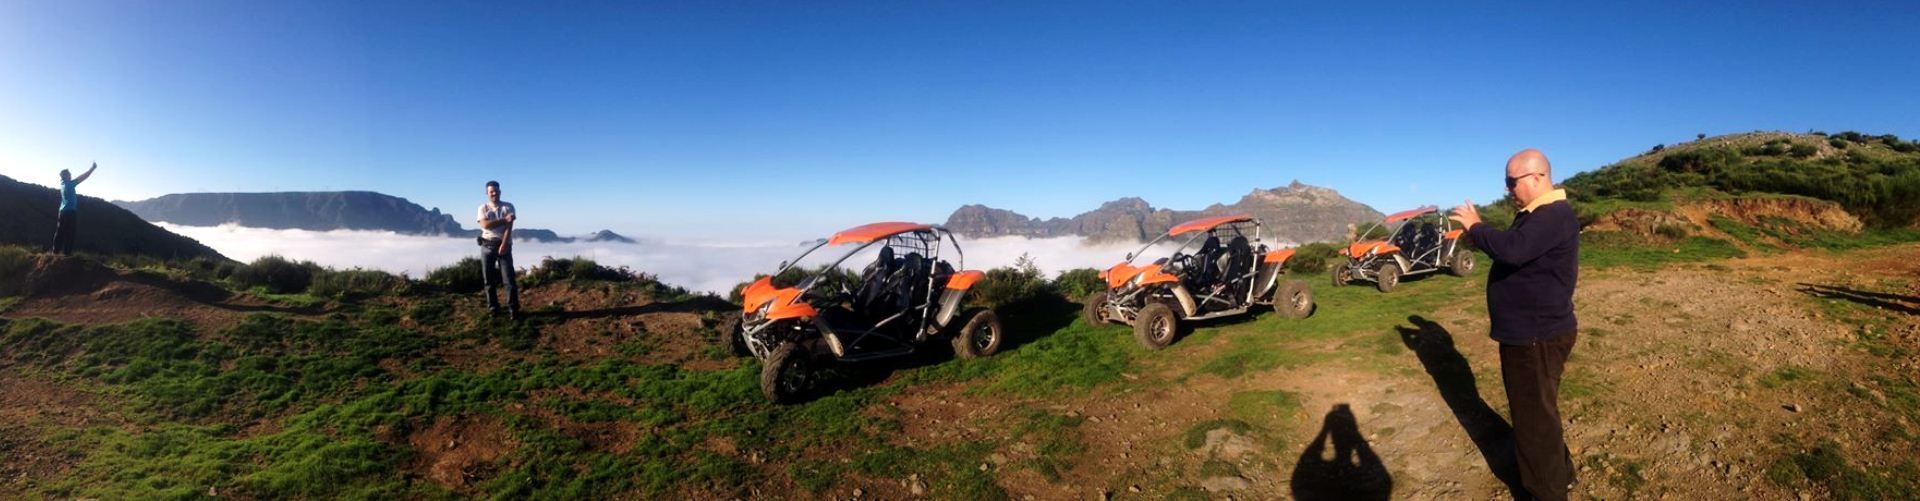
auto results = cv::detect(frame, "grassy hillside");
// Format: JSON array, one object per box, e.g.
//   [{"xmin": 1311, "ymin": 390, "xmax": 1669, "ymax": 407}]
[
  {"xmin": 0, "ymin": 175, "xmax": 228, "ymax": 262},
  {"xmin": 1563, "ymin": 131, "xmax": 1920, "ymax": 228}
]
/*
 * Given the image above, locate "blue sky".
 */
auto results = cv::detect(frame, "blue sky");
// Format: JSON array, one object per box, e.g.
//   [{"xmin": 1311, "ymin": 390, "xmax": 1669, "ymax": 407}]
[{"xmin": 2, "ymin": 1, "xmax": 1915, "ymax": 240}]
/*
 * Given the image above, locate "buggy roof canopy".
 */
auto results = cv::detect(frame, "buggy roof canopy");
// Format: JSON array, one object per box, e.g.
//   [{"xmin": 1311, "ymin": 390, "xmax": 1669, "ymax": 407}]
[
  {"xmin": 827, "ymin": 222, "xmax": 935, "ymax": 245},
  {"xmin": 1384, "ymin": 206, "xmax": 1438, "ymax": 223},
  {"xmin": 1168, "ymin": 214, "xmax": 1255, "ymax": 236}
]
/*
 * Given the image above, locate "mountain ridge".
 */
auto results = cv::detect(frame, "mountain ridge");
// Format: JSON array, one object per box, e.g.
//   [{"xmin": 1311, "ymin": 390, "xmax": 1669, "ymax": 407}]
[
  {"xmin": 115, "ymin": 191, "xmax": 634, "ymax": 243},
  {"xmin": 944, "ymin": 181, "xmax": 1384, "ymax": 243}
]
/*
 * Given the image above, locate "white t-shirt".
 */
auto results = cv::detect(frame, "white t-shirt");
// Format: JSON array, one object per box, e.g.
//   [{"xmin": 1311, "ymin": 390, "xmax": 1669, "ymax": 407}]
[{"xmin": 477, "ymin": 201, "xmax": 516, "ymax": 240}]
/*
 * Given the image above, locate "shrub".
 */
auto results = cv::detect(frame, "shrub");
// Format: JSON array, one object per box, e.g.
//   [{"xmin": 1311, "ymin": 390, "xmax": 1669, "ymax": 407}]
[
  {"xmin": 231, "ymin": 256, "xmax": 319, "ymax": 294},
  {"xmin": 522, "ymin": 257, "xmax": 634, "ymax": 287},
  {"xmin": 0, "ymin": 245, "xmax": 33, "ymax": 297},
  {"xmin": 1789, "ymin": 142, "xmax": 1818, "ymax": 158},
  {"xmin": 969, "ymin": 254, "xmax": 1053, "ymax": 309},
  {"xmin": 308, "ymin": 268, "xmax": 407, "ymax": 300},
  {"xmin": 425, "ymin": 257, "xmax": 486, "ymax": 294},
  {"xmin": 1829, "ymin": 137, "xmax": 1850, "ymax": 149},
  {"xmin": 1052, "ymin": 268, "xmax": 1105, "ymax": 300},
  {"xmin": 1284, "ymin": 242, "xmax": 1340, "ymax": 275}
]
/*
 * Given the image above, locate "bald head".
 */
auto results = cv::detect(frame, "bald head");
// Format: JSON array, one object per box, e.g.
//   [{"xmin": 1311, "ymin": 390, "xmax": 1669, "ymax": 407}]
[
  {"xmin": 1506, "ymin": 148, "xmax": 1551, "ymax": 178},
  {"xmin": 1504, "ymin": 148, "xmax": 1555, "ymax": 207}
]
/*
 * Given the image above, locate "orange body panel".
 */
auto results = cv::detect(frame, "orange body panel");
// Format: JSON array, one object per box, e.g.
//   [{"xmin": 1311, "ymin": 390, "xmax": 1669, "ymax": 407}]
[
  {"xmin": 1383, "ymin": 206, "xmax": 1438, "ymax": 224},
  {"xmin": 1104, "ymin": 263, "xmax": 1142, "ymax": 288},
  {"xmin": 764, "ymin": 290, "xmax": 817, "ymax": 320},
  {"xmin": 1443, "ymin": 229, "xmax": 1464, "ymax": 240},
  {"xmin": 1263, "ymin": 248, "xmax": 1297, "ymax": 264},
  {"xmin": 1341, "ymin": 241, "xmax": 1399, "ymax": 257},
  {"xmin": 742, "ymin": 276, "xmax": 817, "ymax": 320},
  {"xmin": 740, "ymin": 277, "xmax": 778, "ymax": 313},
  {"xmin": 828, "ymin": 222, "xmax": 934, "ymax": 245},
  {"xmin": 1167, "ymin": 214, "xmax": 1255, "ymax": 236},
  {"xmin": 946, "ymin": 270, "xmax": 985, "ymax": 290}
]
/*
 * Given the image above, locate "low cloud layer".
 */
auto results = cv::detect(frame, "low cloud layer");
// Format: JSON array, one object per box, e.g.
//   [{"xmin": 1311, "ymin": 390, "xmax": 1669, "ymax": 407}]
[{"xmin": 162, "ymin": 224, "xmax": 1223, "ymax": 294}]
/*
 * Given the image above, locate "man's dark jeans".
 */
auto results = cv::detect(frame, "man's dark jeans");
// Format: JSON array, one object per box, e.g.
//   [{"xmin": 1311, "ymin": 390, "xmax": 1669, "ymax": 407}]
[
  {"xmin": 1500, "ymin": 331, "xmax": 1578, "ymax": 501},
  {"xmin": 481, "ymin": 239, "xmax": 519, "ymax": 312},
  {"xmin": 52, "ymin": 210, "xmax": 77, "ymax": 255}
]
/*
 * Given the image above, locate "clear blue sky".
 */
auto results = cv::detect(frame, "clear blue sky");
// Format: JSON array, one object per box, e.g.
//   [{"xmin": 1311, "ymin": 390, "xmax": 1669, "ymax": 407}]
[{"xmin": 2, "ymin": 1, "xmax": 1915, "ymax": 240}]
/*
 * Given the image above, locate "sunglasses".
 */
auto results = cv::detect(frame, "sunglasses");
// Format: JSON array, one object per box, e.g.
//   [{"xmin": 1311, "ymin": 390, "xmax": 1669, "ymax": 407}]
[{"xmin": 1506, "ymin": 172, "xmax": 1544, "ymax": 189}]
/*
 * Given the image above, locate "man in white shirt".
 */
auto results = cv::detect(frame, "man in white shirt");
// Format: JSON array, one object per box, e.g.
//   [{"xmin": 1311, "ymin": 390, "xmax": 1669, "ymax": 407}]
[{"xmin": 477, "ymin": 180, "xmax": 520, "ymax": 319}]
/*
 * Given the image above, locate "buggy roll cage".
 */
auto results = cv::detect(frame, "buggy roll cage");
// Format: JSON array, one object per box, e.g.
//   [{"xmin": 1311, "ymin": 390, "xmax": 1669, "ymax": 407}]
[{"xmin": 757, "ymin": 224, "xmax": 968, "ymax": 359}]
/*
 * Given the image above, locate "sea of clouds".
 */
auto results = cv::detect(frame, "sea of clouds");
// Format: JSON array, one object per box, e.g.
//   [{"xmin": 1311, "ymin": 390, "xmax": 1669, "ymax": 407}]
[{"xmin": 159, "ymin": 224, "xmax": 1238, "ymax": 294}]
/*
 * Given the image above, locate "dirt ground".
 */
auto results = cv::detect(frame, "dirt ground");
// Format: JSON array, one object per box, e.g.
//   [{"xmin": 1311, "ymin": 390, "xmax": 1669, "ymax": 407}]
[{"xmin": 869, "ymin": 243, "xmax": 1920, "ymax": 500}]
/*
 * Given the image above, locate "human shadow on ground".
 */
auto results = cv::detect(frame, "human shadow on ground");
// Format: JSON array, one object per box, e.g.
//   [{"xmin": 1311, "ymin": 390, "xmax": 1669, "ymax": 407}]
[
  {"xmin": 1796, "ymin": 283, "xmax": 1920, "ymax": 316},
  {"xmin": 1290, "ymin": 403, "xmax": 1393, "ymax": 501},
  {"xmin": 1396, "ymin": 315, "xmax": 1526, "ymax": 498}
]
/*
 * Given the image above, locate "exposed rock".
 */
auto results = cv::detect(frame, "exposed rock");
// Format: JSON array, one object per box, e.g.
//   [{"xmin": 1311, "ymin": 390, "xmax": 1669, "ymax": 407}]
[{"xmin": 944, "ymin": 181, "xmax": 1382, "ymax": 244}]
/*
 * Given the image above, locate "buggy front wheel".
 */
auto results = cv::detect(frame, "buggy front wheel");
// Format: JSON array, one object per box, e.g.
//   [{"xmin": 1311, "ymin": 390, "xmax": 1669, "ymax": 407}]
[
  {"xmin": 953, "ymin": 309, "xmax": 1003, "ymax": 359},
  {"xmin": 1133, "ymin": 302, "xmax": 1179, "ymax": 350},
  {"xmin": 761, "ymin": 343, "xmax": 813, "ymax": 404},
  {"xmin": 1447, "ymin": 250, "xmax": 1476, "ymax": 277},
  {"xmin": 1082, "ymin": 291, "xmax": 1111, "ymax": 326},
  {"xmin": 1375, "ymin": 262, "xmax": 1401, "ymax": 293},
  {"xmin": 1274, "ymin": 280, "xmax": 1313, "ymax": 319},
  {"xmin": 1332, "ymin": 264, "xmax": 1352, "ymax": 287}
]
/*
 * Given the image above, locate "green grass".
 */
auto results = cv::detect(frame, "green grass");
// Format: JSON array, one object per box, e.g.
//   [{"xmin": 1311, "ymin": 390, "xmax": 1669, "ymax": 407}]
[
  {"xmin": 1227, "ymin": 389, "xmax": 1303, "ymax": 433},
  {"xmin": 1009, "ymin": 410, "xmax": 1088, "ymax": 481},
  {"xmin": 1580, "ymin": 232, "xmax": 1746, "ymax": 269},
  {"xmin": 1757, "ymin": 365, "xmax": 1820, "ymax": 389},
  {"xmin": 1766, "ymin": 439, "xmax": 1920, "ymax": 500}
]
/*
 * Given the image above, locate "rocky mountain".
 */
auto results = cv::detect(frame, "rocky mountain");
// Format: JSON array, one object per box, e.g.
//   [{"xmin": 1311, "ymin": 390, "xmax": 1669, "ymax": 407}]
[
  {"xmin": 944, "ymin": 181, "xmax": 1383, "ymax": 244},
  {"xmin": 115, "ymin": 191, "xmax": 635, "ymax": 243},
  {"xmin": 0, "ymin": 175, "xmax": 228, "ymax": 261}
]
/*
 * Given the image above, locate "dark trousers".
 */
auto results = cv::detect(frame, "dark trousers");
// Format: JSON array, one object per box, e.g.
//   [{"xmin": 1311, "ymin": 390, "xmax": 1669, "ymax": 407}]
[
  {"xmin": 51, "ymin": 210, "xmax": 77, "ymax": 255},
  {"xmin": 1500, "ymin": 331, "xmax": 1577, "ymax": 501},
  {"xmin": 481, "ymin": 240, "xmax": 519, "ymax": 311}
]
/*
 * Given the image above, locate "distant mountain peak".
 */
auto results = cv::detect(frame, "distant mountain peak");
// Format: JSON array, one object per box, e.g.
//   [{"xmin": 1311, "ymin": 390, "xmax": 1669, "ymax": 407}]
[{"xmin": 945, "ymin": 181, "xmax": 1381, "ymax": 243}]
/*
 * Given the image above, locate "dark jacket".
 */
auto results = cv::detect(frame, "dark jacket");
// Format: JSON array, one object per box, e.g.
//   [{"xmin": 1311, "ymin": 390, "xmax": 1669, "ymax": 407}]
[{"xmin": 1466, "ymin": 198, "xmax": 1579, "ymax": 344}]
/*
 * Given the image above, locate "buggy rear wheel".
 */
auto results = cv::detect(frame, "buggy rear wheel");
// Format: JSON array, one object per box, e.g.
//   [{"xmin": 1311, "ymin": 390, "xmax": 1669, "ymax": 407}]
[
  {"xmin": 761, "ymin": 343, "xmax": 813, "ymax": 404},
  {"xmin": 1134, "ymin": 302, "xmax": 1179, "ymax": 350},
  {"xmin": 1082, "ymin": 291, "xmax": 1111, "ymax": 326},
  {"xmin": 1447, "ymin": 249, "xmax": 1476, "ymax": 276},
  {"xmin": 953, "ymin": 309, "xmax": 1003, "ymax": 359},
  {"xmin": 1274, "ymin": 280, "xmax": 1313, "ymax": 319},
  {"xmin": 1375, "ymin": 262, "xmax": 1401, "ymax": 293}
]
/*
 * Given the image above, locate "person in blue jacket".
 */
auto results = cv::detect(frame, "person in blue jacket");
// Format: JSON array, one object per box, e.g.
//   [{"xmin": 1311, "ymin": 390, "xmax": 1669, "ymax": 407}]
[
  {"xmin": 1449, "ymin": 149, "xmax": 1580, "ymax": 501},
  {"xmin": 52, "ymin": 163, "xmax": 98, "ymax": 255}
]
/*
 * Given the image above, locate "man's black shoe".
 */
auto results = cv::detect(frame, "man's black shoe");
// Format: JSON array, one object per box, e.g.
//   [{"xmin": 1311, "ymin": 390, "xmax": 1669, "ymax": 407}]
[
  {"xmin": 487, "ymin": 307, "xmax": 501, "ymax": 317},
  {"xmin": 508, "ymin": 309, "xmax": 521, "ymax": 322}
]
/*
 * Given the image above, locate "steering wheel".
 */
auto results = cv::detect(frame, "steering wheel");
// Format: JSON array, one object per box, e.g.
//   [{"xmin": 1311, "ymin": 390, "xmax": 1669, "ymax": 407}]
[{"xmin": 1166, "ymin": 252, "xmax": 1193, "ymax": 273}]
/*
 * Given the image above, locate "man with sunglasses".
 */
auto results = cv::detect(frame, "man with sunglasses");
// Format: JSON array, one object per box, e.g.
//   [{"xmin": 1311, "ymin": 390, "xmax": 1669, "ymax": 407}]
[{"xmin": 1449, "ymin": 148, "xmax": 1580, "ymax": 501}]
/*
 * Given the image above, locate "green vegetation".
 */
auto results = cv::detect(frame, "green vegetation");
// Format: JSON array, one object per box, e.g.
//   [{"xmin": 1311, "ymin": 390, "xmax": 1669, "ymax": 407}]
[
  {"xmin": 1564, "ymin": 133, "xmax": 1920, "ymax": 227},
  {"xmin": 1766, "ymin": 438, "xmax": 1920, "ymax": 500},
  {"xmin": 1578, "ymin": 232, "xmax": 1745, "ymax": 269},
  {"xmin": 0, "ymin": 244, "xmax": 32, "ymax": 296},
  {"xmin": 1284, "ymin": 241, "xmax": 1339, "ymax": 275},
  {"xmin": 425, "ymin": 257, "xmax": 486, "ymax": 293},
  {"xmin": 231, "ymin": 255, "xmax": 320, "ymax": 294}
]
